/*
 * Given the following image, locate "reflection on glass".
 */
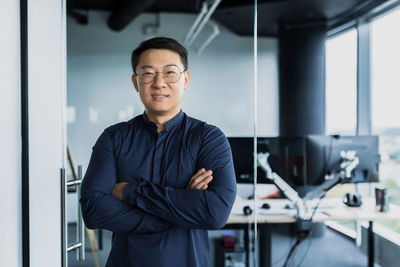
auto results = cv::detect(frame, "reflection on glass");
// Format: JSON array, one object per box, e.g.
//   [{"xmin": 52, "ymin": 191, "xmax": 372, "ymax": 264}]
[
  {"xmin": 67, "ymin": 9, "xmax": 265, "ymax": 267},
  {"xmin": 325, "ymin": 29, "xmax": 358, "ymax": 234},
  {"xmin": 371, "ymin": 7, "xmax": 400, "ymax": 233}
]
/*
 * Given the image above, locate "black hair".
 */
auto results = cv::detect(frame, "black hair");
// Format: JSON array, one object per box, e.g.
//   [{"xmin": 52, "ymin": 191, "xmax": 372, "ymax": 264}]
[{"xmin": 131, "ymin": 37, "xmax": 188, "ymax": 73}]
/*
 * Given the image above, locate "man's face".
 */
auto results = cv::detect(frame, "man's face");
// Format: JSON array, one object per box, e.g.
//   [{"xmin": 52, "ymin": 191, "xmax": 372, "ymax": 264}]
[{"xmin": 132, "ymin": 49, "xmax": 190, "ymax": 118}]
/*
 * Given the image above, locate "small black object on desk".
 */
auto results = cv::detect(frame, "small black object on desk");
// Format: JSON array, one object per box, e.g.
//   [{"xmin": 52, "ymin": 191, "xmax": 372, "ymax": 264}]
[
  {"xmin": 343, "ymin": 192, "xmax": 362, "ymax": 207},
  {"xmin": 243, "ymin": 205, "xmax": 253, "ymax": 215},
  {"xmin": 261, "ymin": 203, "xmax": 270, "ymax": 209}
]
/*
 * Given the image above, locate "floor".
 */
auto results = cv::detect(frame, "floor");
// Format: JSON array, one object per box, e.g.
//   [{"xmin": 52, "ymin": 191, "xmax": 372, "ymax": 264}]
[{"xmin": 67, "ymin": 223, "xmax": 379, "ymax": 267}]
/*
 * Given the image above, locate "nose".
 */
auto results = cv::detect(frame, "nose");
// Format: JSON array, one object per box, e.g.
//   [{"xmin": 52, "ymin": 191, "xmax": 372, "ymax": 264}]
[{"xmin": 152, "ymin": 72, "xmax": 166, "ymax": 87}]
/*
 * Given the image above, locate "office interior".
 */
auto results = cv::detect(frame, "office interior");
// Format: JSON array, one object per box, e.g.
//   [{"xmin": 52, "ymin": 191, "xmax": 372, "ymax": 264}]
[{"xmin": 2, "ymin": 0, "xmax": 400, "ymax": 267}]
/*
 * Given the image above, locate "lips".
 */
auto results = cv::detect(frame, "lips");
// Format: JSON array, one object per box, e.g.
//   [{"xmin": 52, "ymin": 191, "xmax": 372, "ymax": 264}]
[{"xmin": 152, "ymin": 94, "xmax": 169, "ymax": 99}]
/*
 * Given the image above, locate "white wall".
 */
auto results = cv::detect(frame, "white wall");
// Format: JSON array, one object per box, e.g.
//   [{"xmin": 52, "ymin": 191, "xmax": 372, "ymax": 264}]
[
  {"xmin": 0, "ymin": 1, "xmax": 22, "ymax": 266},
  {"xmin": 67, "ymin": 12, "xmax": 279, "ymax": 168},
  {"xmin": 28, "ymin": 0, "xmax": 66, "ymax": 266}
]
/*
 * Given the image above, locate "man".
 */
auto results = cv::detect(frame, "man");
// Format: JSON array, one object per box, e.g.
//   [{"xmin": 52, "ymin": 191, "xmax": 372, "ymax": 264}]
[{"xmin": 80, "ymin": 37, "xmax": 237, "ymax": 267}]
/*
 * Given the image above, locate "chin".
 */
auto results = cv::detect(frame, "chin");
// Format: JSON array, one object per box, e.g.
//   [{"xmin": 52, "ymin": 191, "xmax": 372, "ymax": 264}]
[
  {"xmin": 150, "ymin": 105, "xmax": 170, "ymax": 112},
  {"xmin": 149, "ymin": 106, "xmax": 179, "ymax": 115},
  {"xmin": 147, "ymin": 107, "xmax": 169, "ymax": 114}
]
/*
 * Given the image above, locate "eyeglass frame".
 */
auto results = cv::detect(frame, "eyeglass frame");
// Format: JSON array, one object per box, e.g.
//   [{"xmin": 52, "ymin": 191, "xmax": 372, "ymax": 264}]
[{"xmin": 134, "ymin": 64, "xmax": 186, "ymax": 84}]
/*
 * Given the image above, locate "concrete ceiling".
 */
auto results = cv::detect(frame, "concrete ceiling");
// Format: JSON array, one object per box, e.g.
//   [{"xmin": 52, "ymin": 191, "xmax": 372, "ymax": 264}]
[{"xmin": 67, "ymin": 0, "xmax": 389, "ymax": 36}]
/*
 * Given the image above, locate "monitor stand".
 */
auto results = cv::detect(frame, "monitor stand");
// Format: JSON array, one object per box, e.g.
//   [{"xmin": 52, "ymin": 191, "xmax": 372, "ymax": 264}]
[
  {"xmin": 257, "ymin": 151, "xmax": 359, "ymax": 221},
  {"xmin": 294, "ymin": 185, "xmax": 316, "ymax": 198}
]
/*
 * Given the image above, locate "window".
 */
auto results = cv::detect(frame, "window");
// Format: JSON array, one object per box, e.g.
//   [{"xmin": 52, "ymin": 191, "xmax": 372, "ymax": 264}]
[
  {"xmin": 325, "ymin": 29, "xmax": 358, "ymax": 232},
  {"xmin": 371, "ymin": 7, "xmax": 400, "ymax": 233},
  {"xmin": 325, "ymin": 29, "xmax": 357, "ymax": 135}
]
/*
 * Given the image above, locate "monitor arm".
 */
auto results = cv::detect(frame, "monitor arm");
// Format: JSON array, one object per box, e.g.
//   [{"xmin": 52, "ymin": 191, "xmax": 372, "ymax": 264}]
[
  {"xmin": 257, "ymin": 153, "xmax": 307, "ymax": 219},
  {"xmin": 303, "ymin": 150, "xmax": 359, "ymax": 201},
  {"xmin": 257, "ymin": 151, "xmax": 359, "ymax": 220},
  {"xmin": 257, "ymin": 153, "xmax": 303, "ymax": 205}
]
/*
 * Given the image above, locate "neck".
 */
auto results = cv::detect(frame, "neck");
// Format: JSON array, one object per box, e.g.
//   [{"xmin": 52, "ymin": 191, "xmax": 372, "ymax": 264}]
[{"xmin": 145, "ymin": 109, "xmax": 180, "ymax": 133}]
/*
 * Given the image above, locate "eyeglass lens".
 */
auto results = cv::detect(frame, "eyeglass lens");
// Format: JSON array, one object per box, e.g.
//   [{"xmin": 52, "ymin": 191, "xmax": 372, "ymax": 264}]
[{"xmin": 139, "ymin": 65, "xmax": 182, "ymax": 84}]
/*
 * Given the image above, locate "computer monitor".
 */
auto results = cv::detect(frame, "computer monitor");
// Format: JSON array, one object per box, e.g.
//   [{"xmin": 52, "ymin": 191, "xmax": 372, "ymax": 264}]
[
  {"xmin": 228, "ymin": 136, "xmax": 308, "ymax": 185},
  {"xmin": 306, "ymin": 135, "xmax": 380, "ymax": 185},
  {"xmin": 227, "ymin": 137, "xmax": 271, "ymax": 183},
  {"xmin": 266, "ymin": 136, "xmax": 307, "ymax": 187},
  {"xmin": 229, "ymin": 135, "xmax": 380, "ymax": 189}
]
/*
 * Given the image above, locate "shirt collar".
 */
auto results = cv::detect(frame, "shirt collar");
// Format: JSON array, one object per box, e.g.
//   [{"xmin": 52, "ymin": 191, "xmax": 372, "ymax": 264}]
[{"xmin": 142, "ymin": 109, "xmax": 184, "ymax": 133}]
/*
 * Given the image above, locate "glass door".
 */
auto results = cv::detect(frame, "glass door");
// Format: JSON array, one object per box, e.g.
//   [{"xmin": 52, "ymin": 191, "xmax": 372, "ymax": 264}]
[{"xmin": 65, "ymin": 1, "xmax": 266, "ymax": 266}]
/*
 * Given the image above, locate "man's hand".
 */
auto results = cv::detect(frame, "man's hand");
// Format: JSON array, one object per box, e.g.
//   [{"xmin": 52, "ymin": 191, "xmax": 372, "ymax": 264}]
[
  {"xmin": 112, "ymin": 182, "xmax": 129, "ymax": 200},
  {"xmin": 187, "ymin": 168, "xmax": 213, "ymax": 190}
]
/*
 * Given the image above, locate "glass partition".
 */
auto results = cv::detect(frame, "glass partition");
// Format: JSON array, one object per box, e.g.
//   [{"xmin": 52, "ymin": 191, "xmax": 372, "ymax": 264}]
[
  {"xmin": 371, "ymin": 6, "xmax": 400, "ymax": 234},
  {"xmin": 65, "ymin": 2, "xmax": 400, "ymax": 267},
  {"xmin": 65, "ymin": 2, "xmax": 274, "ymax": 266}
]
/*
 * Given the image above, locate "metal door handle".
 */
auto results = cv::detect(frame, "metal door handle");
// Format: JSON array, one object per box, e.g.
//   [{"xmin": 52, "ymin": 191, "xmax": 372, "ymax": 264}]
[
  {"xmin": 61, "ymin": 165, "xmax": 85, "ymax": 267},
  {"xmin": 61, "ymin": 168, "xmax": 67, "ymax": 267}
]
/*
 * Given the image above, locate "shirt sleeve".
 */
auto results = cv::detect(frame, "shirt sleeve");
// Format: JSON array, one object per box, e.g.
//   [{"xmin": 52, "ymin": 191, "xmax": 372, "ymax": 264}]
[
  {"xmin": 80, "ymin": 130, "xmax": 172, "ymax": 234},
  {"xmin": 123, "ymin": 124, "xmax": 237, "ymax": 230}
]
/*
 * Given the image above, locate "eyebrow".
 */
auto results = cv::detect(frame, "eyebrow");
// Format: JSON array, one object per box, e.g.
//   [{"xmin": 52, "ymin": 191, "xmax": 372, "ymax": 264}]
[
  {"xmin": 139, "ymin": 64, "xmax": 180, "ymax": 70},
  {"xmin": 139, "ymin": 65, "xmax": 154, "ymax": 70}
]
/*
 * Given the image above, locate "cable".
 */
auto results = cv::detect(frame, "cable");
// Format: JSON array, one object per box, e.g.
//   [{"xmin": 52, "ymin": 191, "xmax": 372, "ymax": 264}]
[
  {"xmin": 288, "ymin": 240, "xmax": 302, "ymax": 267},
  {"xmin": 289, "ymin": 195, "xmax": 324, "ymax": 267},
  {"xmin": 271, "ymin": 236, "xmax": 295, "ymax": 266},
  {"xmin": 280, "ymin": 228, "xmax": 312, "ymax": 266},
  {"xmin": 282, "ymin": 194, "xmax": 324, "ymax": 267},
  {"xmin": 295, "ymin": 237, "xmax": 313, "ymax": 267},
  {"xmin": 282, "ymin": 236, "xmax": 306, "ymax": 267}
]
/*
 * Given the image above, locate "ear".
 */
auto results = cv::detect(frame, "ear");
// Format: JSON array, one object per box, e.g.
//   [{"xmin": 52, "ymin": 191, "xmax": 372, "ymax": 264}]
[
  {"xmin": 131, "ymin": 74, "xmax": 139, "ymax": 92},
  {"xmin": 183, "ymin": 71, "xmax": 190, "ymax": 90}
]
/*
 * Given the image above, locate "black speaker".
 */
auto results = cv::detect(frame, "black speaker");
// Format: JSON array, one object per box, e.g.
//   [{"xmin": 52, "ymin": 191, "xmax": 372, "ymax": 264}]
[
  {"xmin": 243, "ymin": 205, "xmax": 253, "ymax": 215},
  {"xmin": 343, "ymin": 193, "xmax": 362, "ymax": 207}
]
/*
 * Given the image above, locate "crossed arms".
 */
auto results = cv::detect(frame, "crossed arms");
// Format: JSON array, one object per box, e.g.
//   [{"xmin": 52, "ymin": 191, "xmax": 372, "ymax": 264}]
[{"xmin": 80, "ymin": 125, "xmax": 237, "ymax": 234}]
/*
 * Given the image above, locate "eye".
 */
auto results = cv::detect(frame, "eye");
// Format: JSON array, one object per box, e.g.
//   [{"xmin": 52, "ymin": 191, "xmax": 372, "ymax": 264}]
[
  {"xmin": 142, "ymin": 72, "xmax": 155, "ymax": 76},
  {"xmin": 166, "ymin": 71, "xmax": 178, "ymax": 75}
]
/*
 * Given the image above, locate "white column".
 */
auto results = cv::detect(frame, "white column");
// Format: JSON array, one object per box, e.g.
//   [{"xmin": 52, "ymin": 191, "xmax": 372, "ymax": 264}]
[
  {"xmin": 28, "ymin": 0, "xmax": 66, "ymax": 266},
  {"xmin": 0, "ymin": 1, "xmax": 22, "ymax": 266}
]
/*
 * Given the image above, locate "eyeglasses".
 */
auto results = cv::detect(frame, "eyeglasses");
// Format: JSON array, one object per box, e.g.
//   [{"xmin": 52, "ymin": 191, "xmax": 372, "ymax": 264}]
[{"xmin": 137, "ymin": 65, "xmax": 185, "ymax": 84}]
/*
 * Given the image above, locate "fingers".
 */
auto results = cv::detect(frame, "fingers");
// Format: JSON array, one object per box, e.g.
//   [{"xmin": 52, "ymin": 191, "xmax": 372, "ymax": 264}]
[
  {"xmin": 187, "ymin": 168, "xmax": 206, "ymax": 188},
  {"xmin": 191, "ymin": 169, "xmax": 211, "ymax": 186},
  {"xmin": 192, "ymin": 168, "xmax": 207, "ymax": 179},
  {"xmin": 112, "ymin": 182, "xmax": 129, "ymax": 200},
  {"xmin": 187, "ymin": 168, "xmax": 213, "ymax": 190},
  {"xmin": 193, "ymin": 175, "xmax": 213, "ymax": 190},
  {"xmin": 188, "ymin": 176, "xmax": 212, "ymax": 190}
]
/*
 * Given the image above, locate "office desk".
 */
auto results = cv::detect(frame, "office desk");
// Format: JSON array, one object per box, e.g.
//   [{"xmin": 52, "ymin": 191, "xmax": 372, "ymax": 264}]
[{"xmin": 226, "ymin": 198, "xmax": 400, "ymax": 267}]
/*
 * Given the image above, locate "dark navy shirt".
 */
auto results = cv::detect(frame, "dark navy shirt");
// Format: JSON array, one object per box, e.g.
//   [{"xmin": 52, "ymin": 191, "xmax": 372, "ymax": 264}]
[{"xmin": 80, "ymin": 110, "xmax": 237, "ymax": 267}]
